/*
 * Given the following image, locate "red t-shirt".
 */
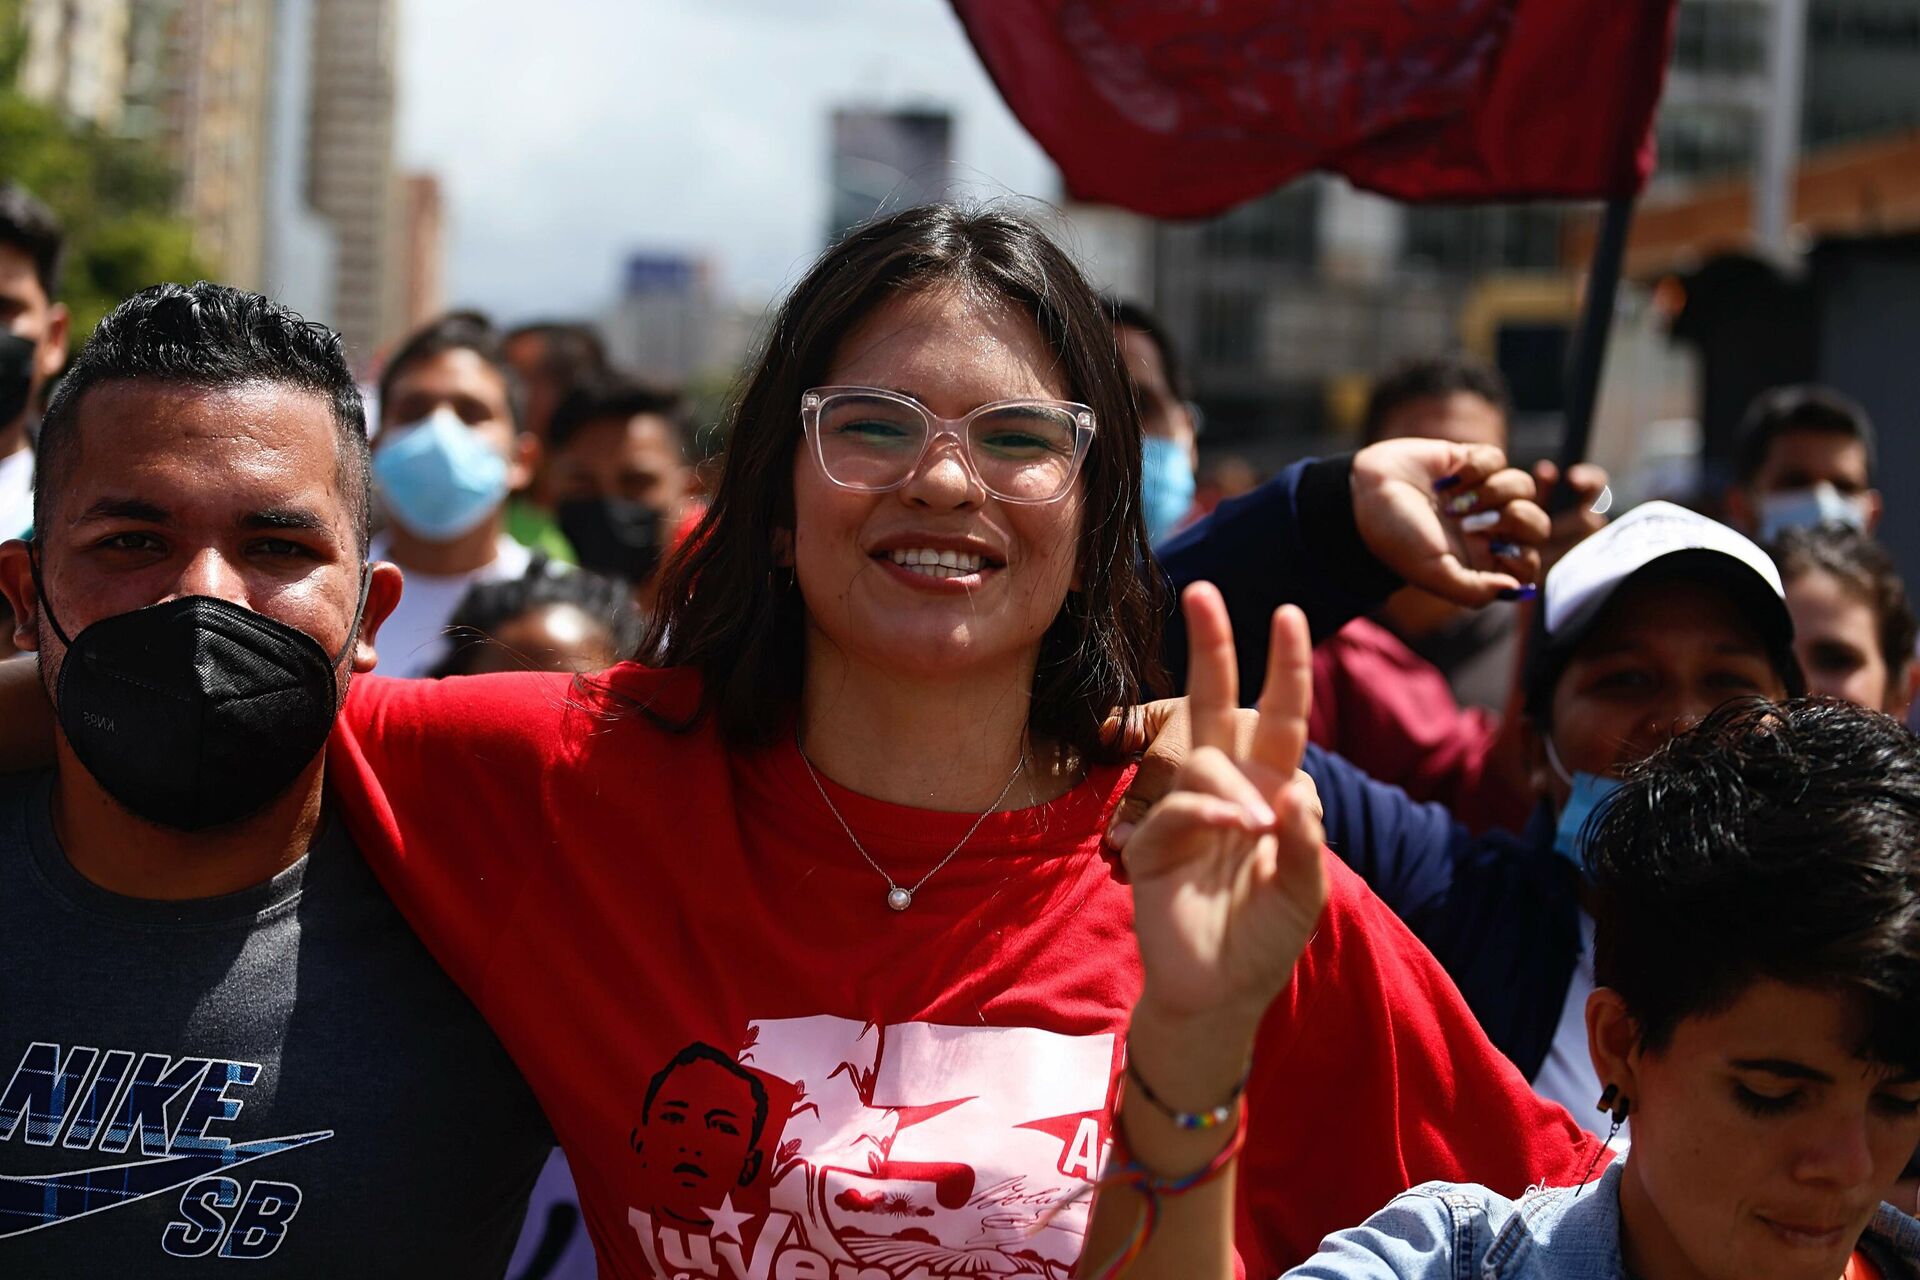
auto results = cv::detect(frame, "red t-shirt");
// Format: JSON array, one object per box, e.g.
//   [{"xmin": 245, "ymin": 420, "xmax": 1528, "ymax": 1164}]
[
  {"xmin": 1310, "ymin": 618, "xmax": 1533, "ymax": 836},
  {"xmin": 327, "ymin": 665, "xmax": 1601, "ymax": 1278}
]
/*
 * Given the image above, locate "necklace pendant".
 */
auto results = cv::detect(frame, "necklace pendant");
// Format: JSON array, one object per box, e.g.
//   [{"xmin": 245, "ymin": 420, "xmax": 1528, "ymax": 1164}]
[{"xmin": 886, "ymin": 887, "xmax": 912, "ymax": 911}]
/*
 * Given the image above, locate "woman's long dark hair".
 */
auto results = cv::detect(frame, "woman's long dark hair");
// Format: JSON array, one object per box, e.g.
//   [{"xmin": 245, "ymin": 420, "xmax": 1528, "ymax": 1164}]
[{"xmin": 638, "ymin": 203, "xmax": 1167, "ymax": 761}]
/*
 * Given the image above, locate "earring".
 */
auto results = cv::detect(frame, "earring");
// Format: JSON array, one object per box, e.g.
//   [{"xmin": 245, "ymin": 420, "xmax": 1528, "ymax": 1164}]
[{"xmin": 1578, "ymin": 1084, "xmax": 1629, "ymax": 1192}]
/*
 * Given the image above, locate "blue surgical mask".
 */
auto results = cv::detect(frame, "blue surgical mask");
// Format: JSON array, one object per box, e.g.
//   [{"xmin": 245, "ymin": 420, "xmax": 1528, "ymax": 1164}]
[
  {"xmin": 1546, "ymin": 738, "xmax": 1621, "ymax": 872},
  {"xmin": 1141, "ymin": 436, "xmax": 1196, "ymax": 546},
  {"xmin": 372, "ymin": 407, "xmax": 510, "ymax": 541},
  {"xmin": 1757, "ymin": 483, "xmax": 1868, "ymax": 542}
]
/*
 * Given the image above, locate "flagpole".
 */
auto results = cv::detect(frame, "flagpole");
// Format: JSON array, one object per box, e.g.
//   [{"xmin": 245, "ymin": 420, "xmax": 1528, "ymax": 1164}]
[{"xmin": 1553, "ymin": 195, "xmax": 1635, "ymax": 510}]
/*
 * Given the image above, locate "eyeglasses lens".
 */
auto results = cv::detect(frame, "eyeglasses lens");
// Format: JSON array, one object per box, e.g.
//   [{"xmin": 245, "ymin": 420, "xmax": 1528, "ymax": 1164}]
[{"xmin": 815, "ymin": 394, "xmax": 1080, "ymax": 501}]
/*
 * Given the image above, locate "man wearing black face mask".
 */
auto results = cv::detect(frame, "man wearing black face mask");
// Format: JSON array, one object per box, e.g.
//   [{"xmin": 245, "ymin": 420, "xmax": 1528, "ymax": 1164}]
[
  {"xmin": 546, "ymin": 377, "xmax": 698, "ymax": 613},
  {"xmin": 0, "ymin": 185, "xmax": 71, "ymax": 544},
  {"xmin": 0, "ymin": 283, "xmax": 551, "ymax": 1272}
]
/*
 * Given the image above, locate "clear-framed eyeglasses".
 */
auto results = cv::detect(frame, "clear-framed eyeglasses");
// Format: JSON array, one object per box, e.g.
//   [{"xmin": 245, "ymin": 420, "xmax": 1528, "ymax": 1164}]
[{"xmin": 800, "ymin": 386, "xmax": 1096, "ymax": 505}]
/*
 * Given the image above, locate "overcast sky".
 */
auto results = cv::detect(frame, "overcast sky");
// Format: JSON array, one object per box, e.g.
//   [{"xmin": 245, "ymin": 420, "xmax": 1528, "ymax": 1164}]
[{"xmin": 396, "ymin": 0, "xmax": 1059, "ymax": 324}]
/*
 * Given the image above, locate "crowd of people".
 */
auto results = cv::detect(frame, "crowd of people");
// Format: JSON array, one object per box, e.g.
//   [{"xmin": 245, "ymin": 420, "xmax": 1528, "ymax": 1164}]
[{"xmin": 0, "ymin": 171, "xmax": 1916, "ymax": 1280}]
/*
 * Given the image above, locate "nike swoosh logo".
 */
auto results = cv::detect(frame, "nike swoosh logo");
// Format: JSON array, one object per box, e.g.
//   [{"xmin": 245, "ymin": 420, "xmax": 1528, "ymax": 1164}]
[{"xmin": 0, "ymin": 1130, "xmax": 334, "ymax": 1238}]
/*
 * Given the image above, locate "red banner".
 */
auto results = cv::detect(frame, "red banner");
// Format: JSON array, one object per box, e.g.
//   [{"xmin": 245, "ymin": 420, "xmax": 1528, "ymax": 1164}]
[{"xmin": 953, "ymin": 0, "xmax": 1679, "ymax": 218}]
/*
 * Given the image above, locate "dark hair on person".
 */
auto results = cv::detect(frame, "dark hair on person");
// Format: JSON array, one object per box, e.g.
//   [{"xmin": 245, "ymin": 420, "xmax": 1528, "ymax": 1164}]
[
  {"xmin": 1361, "ymin": 354, "xmax": 1511, "ymax": 445},
  {"xmin": 1773, "ymin": 524, "xmax": 1916, "ymax": 690},
  {"xmin": 430, "ymin": 563, "xmax": 640, "ymax": 677},
  {"xmin": 1587, "ymin": 697, "xmax": 1920, "ymax": 1073},
  {"xmin": 378, "ymin": 310, "xmax": 526, "ymax": 433},
  {"xmin": 34, "ymin": 282, "xmax": 370, "ymax": 551},
  {"xmin": 549, "ymin": 376, "xmax": 692, "ymax": 456},
  {"xmin": 637, "ymin": 203, "xmax": 1166, "ymax": 760},
  {"xmin": 1105, "ymin": 296, "xmax": 1187, "ymax": 401},
  {"xmin": 504, "ymin": 321, "xmax": 610, "ymax": 386},
  {"xmin": 1735, "ymin": 384, "xmax": 1876, "ymax": 486},
  {"xmin": 0, "ymin": 184, "xmax": 64, "ymax": 300}
]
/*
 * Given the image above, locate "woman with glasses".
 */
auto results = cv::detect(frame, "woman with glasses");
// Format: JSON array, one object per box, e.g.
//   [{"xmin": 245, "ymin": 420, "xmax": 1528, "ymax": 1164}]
[{"xmin": 310, "ymin": 205, "xmax": 1600, "ymax": 1277}]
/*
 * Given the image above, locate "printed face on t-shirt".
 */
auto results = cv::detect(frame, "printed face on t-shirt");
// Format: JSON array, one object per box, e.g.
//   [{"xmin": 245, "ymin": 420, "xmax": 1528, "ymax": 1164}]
[
  {"xmin": 637, "ymin": 1055, "xmax": 765, "ymax": 1225},
  {"xmin": 788, "ymin": 284, "xmax": 1085, "ymax": 684}
]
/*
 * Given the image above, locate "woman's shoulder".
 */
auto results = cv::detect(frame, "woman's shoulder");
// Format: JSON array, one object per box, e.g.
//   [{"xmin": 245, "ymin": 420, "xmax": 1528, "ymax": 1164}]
[
  {"xmin": 340, "ymin": 663, "xmax": 710, "ymax": 756},
  {"xmin": 1288, "ymin": 1178, "xmax": 1615, "ymax": 1279}
]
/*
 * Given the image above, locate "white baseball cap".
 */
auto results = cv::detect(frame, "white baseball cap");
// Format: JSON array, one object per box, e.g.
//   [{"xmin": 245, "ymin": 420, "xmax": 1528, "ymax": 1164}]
[
  {"xmin": 1527, "ymin": 501, "xmax": 1803, "ymax": 714},
  {"xmin": 1545, "ymin": 501, "xmax": 1788, "ymax": 640}
]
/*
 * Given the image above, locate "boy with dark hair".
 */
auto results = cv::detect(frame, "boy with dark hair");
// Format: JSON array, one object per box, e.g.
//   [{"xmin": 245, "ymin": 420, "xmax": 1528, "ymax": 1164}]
[
  {"xmin": 1724, "ymin": 383, "xmax": 1881, "ymax": 540},
  {"xmin": 0, "ymin": 184, "xmax": 71, "ymax": 542},
  {"xmin": 0, "ymin": 282, "xmax": 549, "ymax": 1270},
  {"xmin": 371, "ymin": 309, "xmax": 568, "ymax": 675},
  {"xmin": 1773, "ymin": 523, "xmax": 1918, "ymax": 719}
]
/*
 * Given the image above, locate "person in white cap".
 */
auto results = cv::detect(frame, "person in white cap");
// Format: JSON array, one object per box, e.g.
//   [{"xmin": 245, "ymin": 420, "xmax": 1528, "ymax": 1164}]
[{"xmin": 1293, "ymin": 500, "xmax": 1806, "ymax": 1130}]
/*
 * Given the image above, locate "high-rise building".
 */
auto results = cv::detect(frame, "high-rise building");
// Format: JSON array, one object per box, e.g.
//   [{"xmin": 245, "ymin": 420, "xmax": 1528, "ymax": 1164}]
[
  {"xmin": 18, "ymin": 0, "xmax": 132, "ymax": 127},
  {"xmin": 260, "ymin": 0, "xmax": 337, "ymax": 324},
  {"xmin": 148, "ymin": 0, "xmax": 276, "ymax": 290},
  {"xmin": 307, "ymin": 0, "xmax": 402, "ymax": 365},
  {"xmin": 825, "ymin": 107, "xmax": 955, "ymax": 246},
  {"xmin": 399, "ymin": 172, "xmax": 445, "ymax": 332}
]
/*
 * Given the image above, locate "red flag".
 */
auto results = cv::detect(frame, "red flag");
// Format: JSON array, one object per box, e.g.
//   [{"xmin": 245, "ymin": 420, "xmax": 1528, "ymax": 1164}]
[{"xmin": 953, "ymin": 0, "xmax": 1679, "ymax": 218}]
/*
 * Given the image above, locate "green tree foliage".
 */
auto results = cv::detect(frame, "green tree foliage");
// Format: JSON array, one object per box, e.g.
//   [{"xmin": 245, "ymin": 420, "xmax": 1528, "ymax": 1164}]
[{"xmin": 1, "ymin": 25, "xmax": 213, "ymax": 337}]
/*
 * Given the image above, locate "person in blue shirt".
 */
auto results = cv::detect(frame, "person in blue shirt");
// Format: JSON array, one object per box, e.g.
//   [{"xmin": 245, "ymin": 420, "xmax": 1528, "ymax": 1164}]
[
  {"xmin": 1278, "ymin": 696, "xmax": 1920, "ymax": 1280},
  {"xmin": 1161, "ymin": 500, "xmax": 1810, "ymax": 1126}
]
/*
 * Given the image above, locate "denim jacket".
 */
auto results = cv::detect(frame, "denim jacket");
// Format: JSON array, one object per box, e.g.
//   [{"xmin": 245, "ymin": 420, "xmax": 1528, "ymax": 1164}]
[{"xmin": 1284, "ymin": 1161, "xmax": 1920, "ymax": 1279}]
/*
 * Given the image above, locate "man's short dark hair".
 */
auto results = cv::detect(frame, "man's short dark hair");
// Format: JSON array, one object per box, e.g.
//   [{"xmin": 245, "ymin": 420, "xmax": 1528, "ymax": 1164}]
[
  {"xmin": 640, "ymin": 1041, "xmax": 770, "ymax": 1148},
  {"xmin": 505, "ymin": 321, "xmax": 610, "ymax": 384},
  {"xmin": 1104, "ymin": 297, "xmax": 1187, "ymax": 402},
  {"xmin": 1587, "ymin": 697, "xmax": 1920, "ymax": 1074},
  {"xmin": 1361, "ymin": 355, "xmax": 1511, "ymax": 445},
  {"xmin": 0, "ymin": 184, "xmax": 64, "ymax": 301},
  {"xmin": 1735, "ymin": 384, "xmax": 1876, "ymax": 487},
  {"xmin": 35, "ymin": 282, "xmax": 370, "ymax": 552},
  {"xmin": 548, "ymin": 376, "xmax": 691, "ymax": 455},
  {"xmin": 1772, "ymin": 524, "xmax": 1916, "ymax": 686},
  {"xmin": 378, "ymin": 310, "xmax": 526, "ymax": 433}
]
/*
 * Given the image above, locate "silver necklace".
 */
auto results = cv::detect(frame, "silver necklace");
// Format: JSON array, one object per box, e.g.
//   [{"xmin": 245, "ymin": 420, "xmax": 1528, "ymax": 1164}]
[{"xmin": 796, "ymin": 728, "xmax": 1027, "ymax": 912}]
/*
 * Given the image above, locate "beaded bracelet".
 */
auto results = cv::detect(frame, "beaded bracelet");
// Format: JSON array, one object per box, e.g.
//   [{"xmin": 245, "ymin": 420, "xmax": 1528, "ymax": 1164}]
[
  {"xmin": 1080, "ymin": 1102, "xmax": 1249, "ymax": 1280},
  {"xmin": 1125, "ymin": 1045, "xmax": 1250, "ymax": 1130}
]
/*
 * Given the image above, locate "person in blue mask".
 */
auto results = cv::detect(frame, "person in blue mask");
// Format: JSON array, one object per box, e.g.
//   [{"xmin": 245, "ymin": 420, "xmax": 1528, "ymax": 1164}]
[
  {"xmin": 1723, "ymin": 384, "xmax": 1881, "ymax": 542},
  {"xmin": 1281, "ymin": 500, "xmax": 1806, "ymax": 1130},
  {"xmin": 1108, "ymin": 299, "xmax": 1200, "ymax": 546},
  {"xmin": 370, "ymin": 311, "xmax": 562, "ymax": 676}
]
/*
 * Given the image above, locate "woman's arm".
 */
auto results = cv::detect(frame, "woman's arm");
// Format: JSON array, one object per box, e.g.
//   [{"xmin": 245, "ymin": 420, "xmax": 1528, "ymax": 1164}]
[{"xmin": 1081, "ymin": 586, "xmax": 1329, "ymax": 1278}]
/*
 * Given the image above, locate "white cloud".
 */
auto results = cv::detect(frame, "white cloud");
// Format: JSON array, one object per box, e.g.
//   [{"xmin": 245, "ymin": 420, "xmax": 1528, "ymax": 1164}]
[{"xmin": 397, "ymin": 0, "xmax": 1058, "ymax": 322}]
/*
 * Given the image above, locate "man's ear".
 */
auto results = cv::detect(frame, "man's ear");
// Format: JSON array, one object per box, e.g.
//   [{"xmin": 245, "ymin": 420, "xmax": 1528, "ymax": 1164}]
[
  {"xmin": 1863, "ymin": 488, "xmax": 1884, "ymax": 535},
  {"xmin": 508, "ymin": 432, "xmax": 541, "ymax": 495},
  {"xmin": 1586, "ymin": 987, "xmax": 1643, "ymax": 1112},
  {"xmin": 349, "ymin": 561, "xmax": 406, "ymax": 674},
  {"xmin": 1722, "ymin": 485, "xmax": 1755, "ymax": 536},
  {"xmin": 37, "ymin": 303, "xmax": 69, "ymax": 383},
  {"xmin": 739, "ymin": 1147, "xmax": 762, "ymax": 1187},
  {"xmin": 0, "ymin": 539, "xmax": 41, "ymax": 653}
]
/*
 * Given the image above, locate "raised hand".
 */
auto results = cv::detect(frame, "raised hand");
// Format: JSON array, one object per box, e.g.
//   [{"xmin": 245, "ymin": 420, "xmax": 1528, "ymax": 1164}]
[
  {"xmin": 1351, "ymin": 437, "xmax": 1549, "ymax": 607},
  {"xmin": 1122, "ymin": 584, "xmax": 1329, "ymax": 1031}
]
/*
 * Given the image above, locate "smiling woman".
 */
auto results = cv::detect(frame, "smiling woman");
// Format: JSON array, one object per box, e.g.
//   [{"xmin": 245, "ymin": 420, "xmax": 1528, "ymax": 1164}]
[{"xmin": 312, "ymin": 204, "xmax": 1598, "ymax": 1278}]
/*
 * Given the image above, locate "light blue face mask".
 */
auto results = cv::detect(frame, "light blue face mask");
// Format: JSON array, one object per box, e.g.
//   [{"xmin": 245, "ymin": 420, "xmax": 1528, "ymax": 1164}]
[
  {"xmin": 1141, "ymin": 435, "xmax": 1196, "ymax": 546},
  {"xmin": 372, "ymin": 407, "xmax": 511, "ymax": 541},
  {"xmin": 1547, "ymin": 738, "xmax": 1622, "ymax": 872},
  {"xmin": 1757, "ymin": 482, "xmax": 1869, "ymax": 542}
]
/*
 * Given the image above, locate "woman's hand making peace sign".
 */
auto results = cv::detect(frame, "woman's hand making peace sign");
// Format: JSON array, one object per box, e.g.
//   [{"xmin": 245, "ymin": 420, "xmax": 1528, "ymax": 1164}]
[{"xmin": 1076, "ymin": 584, "xmax": 1329, "ymax": 1280}]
